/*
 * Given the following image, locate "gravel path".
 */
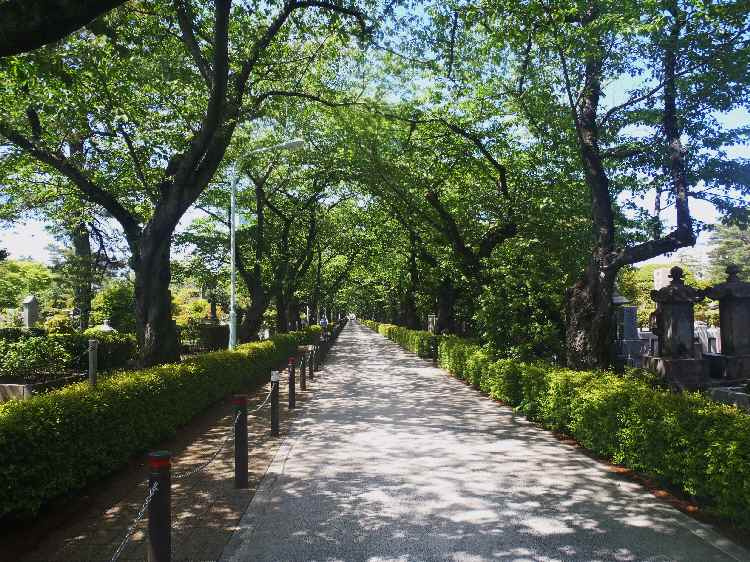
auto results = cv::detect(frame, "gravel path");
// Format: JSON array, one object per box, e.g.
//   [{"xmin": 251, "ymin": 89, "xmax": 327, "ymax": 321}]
[{"xmin": 221, "ymin": 321, "xmax": 749, "ymax": 562}]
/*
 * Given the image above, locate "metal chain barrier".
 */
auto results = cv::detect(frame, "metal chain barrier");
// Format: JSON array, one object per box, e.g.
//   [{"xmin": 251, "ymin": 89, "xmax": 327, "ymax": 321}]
[
  {"xmin": 172, "ymin": 410, "xmax": 242, "ymax": 480},
  {"xmin": 248, "ymin": 387, "xmax": 273, "ymax": 414},
  {"xmin": 107, "ymin": 378, "xmax": 281, "ymax": 561},
  {"xmin": 110, "ymin": 481, "xmax": 159, "ymax": 562}
]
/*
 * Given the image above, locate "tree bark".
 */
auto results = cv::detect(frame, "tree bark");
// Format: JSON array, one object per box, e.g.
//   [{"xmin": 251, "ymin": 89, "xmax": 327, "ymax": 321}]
[
  {"xmin": 402, "ymin": 233, "xmax": 420, "ymax": 329},
  {"xmin": 70, "ymin": 222, "xmax": 93, "ymax": 330},
  {"xmin": 437, "ymin": 276, "xmax": 456, "ymax": 334},
  {"xmin": 133, "ymin": 230, "xmax": 180, "ymax": 367}
]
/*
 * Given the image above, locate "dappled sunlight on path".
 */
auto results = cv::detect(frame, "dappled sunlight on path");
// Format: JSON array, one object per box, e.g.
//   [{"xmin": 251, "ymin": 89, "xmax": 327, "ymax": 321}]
[{"xmin": 221, "ymin": 322, "xmax": 748, "ymax": 562}]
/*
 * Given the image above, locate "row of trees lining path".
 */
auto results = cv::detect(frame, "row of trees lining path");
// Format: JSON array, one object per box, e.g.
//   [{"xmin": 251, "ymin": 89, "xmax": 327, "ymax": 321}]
[{"xmin": 1, "ymin": 0, "xmax": 748, "ymax": 368}]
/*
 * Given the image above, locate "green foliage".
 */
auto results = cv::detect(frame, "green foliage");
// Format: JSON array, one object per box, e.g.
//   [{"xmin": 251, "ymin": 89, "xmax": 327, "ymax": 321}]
[
  {"xmin": 43, "ymin": 311, "xmax": 76, "ymax": 334},
  {"xmin": 90, "ymin": 280, "xmax": 136, "ymax": 332},
  {"xmin": 0, "ymin": 329, "xmax": 136, "ymax": 377},
  {"xmin": 0, "ymin": 259, "xmax": 55, "ymax": 310},
  {"xmin": 0, "ymin": 337, "xmax": 70, "ymax": 380},
  {"xmin": 0, "ymin": 326, "xmax": 319, "ymax": 517},
  {"xmin": 376, "ymin": 322, "xmax": 750, "ymax": 528}
]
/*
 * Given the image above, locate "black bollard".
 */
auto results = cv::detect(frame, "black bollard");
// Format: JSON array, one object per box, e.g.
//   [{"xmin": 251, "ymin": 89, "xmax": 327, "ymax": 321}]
[
  {"xmin": 308, "ymin": 346, "xmax": 315, "ymax": 381},
  {"xmin": 147, "ymin": 451, "xmax": 171, "ymax": 562},
  {"xmin": 288, "ymin": 357, "xmax": 296, "ymax": 410},
  {"xmin": 270, "ymin": 371, "xmax": 279, "ymax": 436},
  {"xmin": 300, "ymin": 352, "xmax": 307, "ymax": 391},
  {"xmin": 233, "ymin": 395, "xmax": 248, "ymax": 488}
]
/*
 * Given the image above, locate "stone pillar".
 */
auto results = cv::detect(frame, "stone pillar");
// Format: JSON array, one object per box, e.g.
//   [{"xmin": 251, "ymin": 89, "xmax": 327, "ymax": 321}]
[{"xmin": 21, "ymin": 295, "xmax": 39, "ymax": 328}]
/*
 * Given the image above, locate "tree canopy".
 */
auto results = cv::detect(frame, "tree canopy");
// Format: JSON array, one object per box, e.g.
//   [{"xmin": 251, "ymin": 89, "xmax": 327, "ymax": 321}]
[{"xmin": 1, "ymin": 0, "xmax": 748, "ymax": 368}]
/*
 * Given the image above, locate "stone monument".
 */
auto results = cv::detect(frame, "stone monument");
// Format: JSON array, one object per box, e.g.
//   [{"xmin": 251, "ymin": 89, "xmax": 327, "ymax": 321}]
[
  {"xmin": 644, "ymin": 267, "xmax": 707, "ymax": 389},
  {"xmin": 21, "ymin": 295, "xmax": 39, "ymax": 328},
  {"xmin": 704, "ymin": 265, "xmax": 750, "ymax": 380}
]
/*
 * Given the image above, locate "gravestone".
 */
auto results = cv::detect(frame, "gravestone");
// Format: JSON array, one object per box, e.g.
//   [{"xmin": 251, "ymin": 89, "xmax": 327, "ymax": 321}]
[
  {"xmin": 21, "ymin": 295, "xmax": 39, "ymax": 328},
  {"xmin": 616, "ymin": 305, "xmax": 643, "ymax": 367}
]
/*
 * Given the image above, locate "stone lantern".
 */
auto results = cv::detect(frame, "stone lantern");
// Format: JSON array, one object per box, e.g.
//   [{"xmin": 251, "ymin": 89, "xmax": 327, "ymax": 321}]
[
  {"xmin": 704, "ymin": 264, "xmax": 750, "ymax": 379},
  {"xmin": 645, "ymin": 266, "xmax": 707, "ymax": 389},
  {"xmin": 649, "ymin": 266, "xmax": 703, "ymax": 358},
  {"xmin": 706, "ymin": 265, "xmax": 750, "ymax": 355}
]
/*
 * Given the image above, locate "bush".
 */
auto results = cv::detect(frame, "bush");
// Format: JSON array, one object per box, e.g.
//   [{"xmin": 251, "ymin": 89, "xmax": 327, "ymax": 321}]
[
  {"xmin": 91, "ymin": 280, "xmax": 136, "ymax": 332},
  {"xmin": 0, "ymin": 337, "xmax": 71, "ymax": 380},
  {"xmin": 373, "ymin": 322, "xmax": 750, "ymax": 528},
  {"xmin": 0, "ymin": 326, "xmax": 319, "ymax": 518},
  {"xmin": 0, "ymin": 327, "xmax": 46, "ymax": 343}
]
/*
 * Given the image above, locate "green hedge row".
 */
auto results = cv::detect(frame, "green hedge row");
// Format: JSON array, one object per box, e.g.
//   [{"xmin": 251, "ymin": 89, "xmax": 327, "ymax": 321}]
[
  {"xmin": 0, "ymin": 327, "xmax": 319, "ymax": 518},
  {"xmin": 364, "ymin": 320, "xmax": 750, "ymax": 528},
  {"xmin": 362, "ymin": 321, "xmax": 435, "ymax": 358}
]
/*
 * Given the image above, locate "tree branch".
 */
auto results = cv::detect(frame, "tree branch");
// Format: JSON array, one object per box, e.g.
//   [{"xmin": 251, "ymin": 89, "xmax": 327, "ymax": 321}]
[
  {"xmin": 0, "ymin": 120, "xmax": 142, "ymax": 243},
  {"xmin": 0, "ymin": 0, "xmax": 127, "ymax": 57},
  {"xmin": 174, "ymin": 0, "xmax": 212, "ymax": 85}
]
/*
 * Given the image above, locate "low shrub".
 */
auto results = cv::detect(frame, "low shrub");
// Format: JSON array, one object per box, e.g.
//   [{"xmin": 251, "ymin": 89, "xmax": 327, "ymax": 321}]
[
  {"xmin": 0, "ymin": 327, "xmax": 46, "ymax": 343},
  {"xmin": 0, "ymin": 326, "xmax": 318, "ymax": 518},
  {"xmin": 0, "ymin": 337, "xmax": 71, "ymax": 380},
  {"xmin": 372, "ymin": 321, "xmax": 750, "ymax": 528}
]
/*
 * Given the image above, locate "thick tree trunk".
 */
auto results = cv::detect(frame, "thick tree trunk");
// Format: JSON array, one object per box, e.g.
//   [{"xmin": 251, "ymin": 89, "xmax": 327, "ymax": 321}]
[
  {"xmin": 565, "ymin": 259, "xmax": 617, "ymax": 369},
  {"xmin": 275, "ymin": 290, "xmax": 289, "ymax": 332},
  {"xmin": 70, "ymin": 222, "xmax": 92, "ymax": 330},
  {"xmin": 133, "ymin": 233, "xmax": 180, "ymax": 367},
  {"xmin": 239, "ymin": 288, "xmax": 266, "ymax": 342},
  {"xmin": 437, "ymin": 276, "xmax": 456, "ymax": 333}
]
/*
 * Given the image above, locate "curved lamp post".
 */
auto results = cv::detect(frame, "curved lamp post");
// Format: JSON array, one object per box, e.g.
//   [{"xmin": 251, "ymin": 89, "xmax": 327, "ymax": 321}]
[{"xmin": 228, "ymin": 138, "xmax": 306, "ymax": 349}]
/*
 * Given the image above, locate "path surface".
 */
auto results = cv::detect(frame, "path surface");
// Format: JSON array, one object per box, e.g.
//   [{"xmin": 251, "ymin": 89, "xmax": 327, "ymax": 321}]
[{"xmin": 222, "ymin": 321, "xmax": 748, "ymax": 562}]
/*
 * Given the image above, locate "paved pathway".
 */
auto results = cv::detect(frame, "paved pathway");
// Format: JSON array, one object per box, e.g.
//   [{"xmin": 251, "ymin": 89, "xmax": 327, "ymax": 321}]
[{"xmin": 222, "ymin": 321, "xmax": 749, "ymax": 562}]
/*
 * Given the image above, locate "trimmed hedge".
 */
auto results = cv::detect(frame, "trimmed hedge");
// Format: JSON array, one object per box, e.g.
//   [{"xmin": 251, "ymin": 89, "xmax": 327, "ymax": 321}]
[
  {"xmin": 0, "ymin": 327, "xmax": 318, "ymax": 518},
  {"xmin": 367, "ymin": 320, "xmax": 750, "ymax": 528},
  {"xmin": 363, "ymin": 321, "xmax": 435, "ymax": 358}
]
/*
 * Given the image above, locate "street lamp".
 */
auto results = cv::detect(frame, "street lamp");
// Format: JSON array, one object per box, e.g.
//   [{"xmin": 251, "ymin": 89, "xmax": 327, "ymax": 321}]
[{"xmin": 228, "ymin": 138, "xmax": 306, "ymax": 349}]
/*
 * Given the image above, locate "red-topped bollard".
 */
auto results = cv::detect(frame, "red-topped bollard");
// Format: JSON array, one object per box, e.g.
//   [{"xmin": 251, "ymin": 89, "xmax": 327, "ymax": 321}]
[
  {"xmin": 288, "ymin": 356, "xmax": 296, "ymax": 410},
  {"xmin": 148, "ymin": 451, "xmax": 171, "ymax": 562},
  {"xmin": 232, "ymin": 395, "xmax": 248, "ymax": 488}
]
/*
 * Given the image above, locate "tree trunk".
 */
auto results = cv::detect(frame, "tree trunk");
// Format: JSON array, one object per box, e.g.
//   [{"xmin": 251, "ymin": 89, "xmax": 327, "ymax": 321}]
[
  {"xmin": 275, "ymin": 290, "xmax": 289, "ymax": 332},
  {"xmin": 133, "ymin": 232, "xmax": 180, "ymax": 367},
  {"xmin": 437, "ymin": 276, "xmax": 456, "ymax": 333},
  {"xmin": 70, "ymin": 222, "xmax": 92, "ymax": 330},
  {"xmin": 565, "ymin": 258, "xmax": 617, "ymax": 369},
  {"xmin": 403, "ymin": 234, "xmax": 420, "ymax": 329},
  {"xmin": 239, "ymin": 287, "xmax": 266, "ymax": 342}
]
